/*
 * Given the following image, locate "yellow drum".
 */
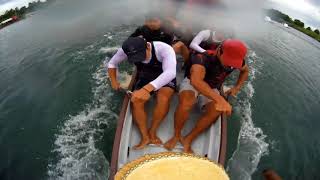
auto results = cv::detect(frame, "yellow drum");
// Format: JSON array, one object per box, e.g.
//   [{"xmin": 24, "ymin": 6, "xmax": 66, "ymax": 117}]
[{"xmin": 115, "ymin": 152, "xmax": 229, "ymax": 180}]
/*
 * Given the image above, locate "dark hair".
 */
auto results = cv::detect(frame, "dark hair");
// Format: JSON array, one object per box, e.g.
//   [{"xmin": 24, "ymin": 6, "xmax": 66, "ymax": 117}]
[{"xmin": 145, "ymin": 13, "xmax": 162, "ymax": 21}]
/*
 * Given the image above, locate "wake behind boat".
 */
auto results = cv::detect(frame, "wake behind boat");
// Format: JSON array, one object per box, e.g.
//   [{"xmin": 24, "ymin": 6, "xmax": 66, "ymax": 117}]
[{"xmin": 108, "ymin": 60, "xmax": 228, "ymax": 180}]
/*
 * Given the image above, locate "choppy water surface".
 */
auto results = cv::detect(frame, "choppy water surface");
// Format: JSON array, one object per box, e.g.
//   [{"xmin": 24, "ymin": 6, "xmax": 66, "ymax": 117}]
[{"xmin": 0, "ymin": 1, "xmax": 320, "ymax": 179}]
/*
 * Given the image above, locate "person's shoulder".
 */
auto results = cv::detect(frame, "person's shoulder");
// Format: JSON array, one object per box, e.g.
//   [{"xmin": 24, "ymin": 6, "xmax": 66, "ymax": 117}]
[
  {"xmin": 130, "ymin": 26, "xmax": 143, "ymax": 37},
  {"xmin": 199, "ymin": 29, "xmax": 211, "ymax": 34},
  {"xmin": 154, "ymin": 41, "xmax": 172, "ymax": 49},
  {"xmin": 193, "ymin": 29, "xmax": 211, "ymax": 39},
  {"xmin": 130, "ymin": 25, "xmax": 149, "ymax": 37},
  {"xmin": 140, "ymin": 25, "xmax": 150, "ymax": 30},
  {"xmin": 153, "ymin": 42, "xmax": 174, "ymax": 57},
  {"xmin": 160, "ymin": 26, "xmax": 173, "ymax": 35},
  {"xmin": 190, "ymin": 53, "xmax": 207, "ymax": 65}
]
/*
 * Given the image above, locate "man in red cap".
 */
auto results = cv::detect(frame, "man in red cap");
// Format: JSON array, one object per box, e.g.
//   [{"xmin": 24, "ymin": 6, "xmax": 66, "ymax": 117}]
[{"xmin": 164, "ymin": 39, "xmax": 249, "ymax": 153}]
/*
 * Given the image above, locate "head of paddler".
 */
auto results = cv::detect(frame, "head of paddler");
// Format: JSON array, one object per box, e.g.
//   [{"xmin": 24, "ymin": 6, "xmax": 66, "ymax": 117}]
[
  {"xmin": 144, "ymin": 15, "xmax": 161, "ymax": 31},
  {"xmin": 214, "ymin": 30, "xmax": 226, "ymax": 42},
  {"xmin": 216, "ymin": 39, "xmax": 247, "ymax": 70},
  {"xmin": 213, "ymin": 28, "xmax": 235, "ymax": 42},
  {"xmin": 122, "ymin": 37, "xmax": 152, "ymax": 63}
]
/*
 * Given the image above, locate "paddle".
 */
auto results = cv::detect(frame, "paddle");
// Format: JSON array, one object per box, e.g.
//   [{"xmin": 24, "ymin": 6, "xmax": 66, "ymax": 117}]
[{"xmin": 119, "ymin": 87, "xmax": 132, "ymax": 97}]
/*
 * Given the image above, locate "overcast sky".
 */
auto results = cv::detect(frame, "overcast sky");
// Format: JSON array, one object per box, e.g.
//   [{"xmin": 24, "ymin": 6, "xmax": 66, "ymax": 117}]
[
  {"xmin": 1, "ymin": 0, "xmax": 319, "ymax": 29},
  {"xmin": 267, "ymin": 0, "xmax": 320, "ymax": 29}
]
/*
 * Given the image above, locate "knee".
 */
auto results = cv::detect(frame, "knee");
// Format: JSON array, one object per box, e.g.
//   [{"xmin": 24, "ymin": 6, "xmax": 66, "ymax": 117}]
[
  {"xmin": 132, "ymin": 99, "xmax": 145, "ymax": 107},
  {"xmin": 205, "ymin": 102, "xmax": 222, "ymax": 116},
  {"xmin": 179, "ymin": 96, "xmax": 195, "ymax": 112},
  {"xmin": 157, "ymin": 93, "xmax": 171, "ymax": 106}
]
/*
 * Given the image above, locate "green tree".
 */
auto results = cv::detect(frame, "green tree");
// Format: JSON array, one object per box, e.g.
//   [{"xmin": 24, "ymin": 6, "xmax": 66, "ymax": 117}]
[
  {"xmin": 306, "ymin": 27, "xmax": 311, "ymax": 31},
  {"xmin": 294, "ymin": 19, "xmax": 304, "ymax": 28},
  {"xmin": 283, "ymin": 14, "xmax": 292, "ymax": 23},
  {"xmin": 315, "ymin": 29, "xmax": 320, "ymax": 35},
  {"xmin": 1, "ymin": 0, "xmax": 56, "ymax": 23}
]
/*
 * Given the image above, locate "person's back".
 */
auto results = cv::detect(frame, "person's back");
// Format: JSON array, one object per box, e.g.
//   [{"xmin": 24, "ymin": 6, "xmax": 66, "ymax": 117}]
[
  {"xmin": 130, "ymin": 25, "xmax": 174, "ymax": 45},
  {"xmin": 189, "ymin": 29, "xmax": 224, "ymax": 53},
  {"xmin": 130, "ymin": 16, "xmax": 174, "ymax": 45},
  {"xmin": 131, "ymin": 15, "xmax": 190, "ymax": 64}
]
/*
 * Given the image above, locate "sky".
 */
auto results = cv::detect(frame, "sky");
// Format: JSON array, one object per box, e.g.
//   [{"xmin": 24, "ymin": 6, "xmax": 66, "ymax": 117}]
[
  {"xmin": 0, "ymin": 0, "xmax": 45, "ymax": 15},
  {"xmin": 0, "ymin": 0, "xmax": 319, "ymax": 29},
  {"xmin": 267, "ymin": 0, "xmax": 320, "ymax": 29}
]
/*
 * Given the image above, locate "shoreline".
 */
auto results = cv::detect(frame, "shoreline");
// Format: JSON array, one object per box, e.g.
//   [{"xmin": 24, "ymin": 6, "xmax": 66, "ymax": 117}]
[{"xmin": 271, "ymin": 21, "xmax": 320, "ymax": 49}]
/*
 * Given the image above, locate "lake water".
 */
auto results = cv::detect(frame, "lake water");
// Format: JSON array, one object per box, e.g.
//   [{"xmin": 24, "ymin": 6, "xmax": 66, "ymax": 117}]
[{"xmin": 0, "ymin": 1, "xmax": 320, "ymax": 179}]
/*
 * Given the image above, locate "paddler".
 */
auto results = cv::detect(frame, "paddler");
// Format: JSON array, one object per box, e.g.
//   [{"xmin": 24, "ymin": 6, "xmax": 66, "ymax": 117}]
[
  {"xmin": 130, "ymin": 14, "xmax": 190, "ymax": 63},
  {"xmin": 164, "ymin": 39, "xmax": 249, "ymax": 153},
  {"xmin": 189, "ymin": 29, "xmax": 232, "ymax": 54},
  {"xmin": 106, "ymin": 37, "xmax": 177, "ymax": 149}
]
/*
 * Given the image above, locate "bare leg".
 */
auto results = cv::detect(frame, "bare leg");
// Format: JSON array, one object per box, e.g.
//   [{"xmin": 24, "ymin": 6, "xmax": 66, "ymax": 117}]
[
  {"xmin": 131, "ymin": 100, "xmax": 150, "ymax": 150},
  {"xmin": 181, "ymin": 101, "xmax": 222, "ymax": 153},
  {"xmin": 148, "ymin": 87, "xmax": 175, "ymax": 145},
  {"xmin": 263, "ymin": 169, "xmax": 283, "ymax": 180},
  {"xmin": 164, "ymin": 90, "xmax": 196, "ymax": 150},
  {"xmin": 173, "ymin": 41, "xmax": 190, "ymax": 63}
]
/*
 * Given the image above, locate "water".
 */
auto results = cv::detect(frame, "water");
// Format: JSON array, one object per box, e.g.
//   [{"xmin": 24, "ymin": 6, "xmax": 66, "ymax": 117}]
[{"xmin": 1, "ymin": 1, "xmax": 320, "ymax": 180}]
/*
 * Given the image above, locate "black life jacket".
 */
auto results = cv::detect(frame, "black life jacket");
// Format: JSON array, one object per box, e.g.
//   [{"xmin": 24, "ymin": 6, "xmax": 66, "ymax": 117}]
[
  {"xmin": 131, "ymin": 26, "xmax": 174, "ymax": 45},
  {"xmin": 199, "ymin": 31, "xmax": 220, "ymax": 51},
  {"xmin": 134, "ymin": 43, "xmax": 163, "ymax": 81}
]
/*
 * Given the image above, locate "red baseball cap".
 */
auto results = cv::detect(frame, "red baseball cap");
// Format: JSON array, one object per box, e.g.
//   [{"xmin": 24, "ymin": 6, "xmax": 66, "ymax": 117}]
[{"xmin": 220, "ymin": 39, "xmax": 247, "ymax": 69}]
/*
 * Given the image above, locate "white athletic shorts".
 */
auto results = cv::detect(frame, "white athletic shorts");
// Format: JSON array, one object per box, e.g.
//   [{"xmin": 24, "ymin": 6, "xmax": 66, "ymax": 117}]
[{"xmin": 179, "ymin": 77, "xmax": 219, "ymax": 111}]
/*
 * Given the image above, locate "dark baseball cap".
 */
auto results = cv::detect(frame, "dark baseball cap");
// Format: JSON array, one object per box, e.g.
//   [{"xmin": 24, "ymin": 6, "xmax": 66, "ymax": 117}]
[{"xmin": 122, "ymin": 37, "xmax": 147, "ymax": 63}]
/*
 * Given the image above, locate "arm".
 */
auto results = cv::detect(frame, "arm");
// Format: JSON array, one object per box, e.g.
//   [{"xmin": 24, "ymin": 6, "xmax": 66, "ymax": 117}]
[
  {"xmin": 106, "ymin": 48, "xmax": 127, "ymax": 90},
  {"xmin": 149, "ymin": 44, "xmax": 177, "ymax": 91},
  {"xmin": 189, "ymin": 30, "xmax": 210, "ymax": 53},
  {"xmin": 131, "ymin": 44, "xmax": 177, "ymax": 103},
  {"xmin": 226, "ymin": 64, "xmax": 249, "ymax": 97},
  {"xmin": 235, "ymin": 65, "xmax": 249, "ymax": 89},
  {"xmin": 190, "ymin": 64, "xmax": 225, "ymax": 103},
  {"xmin": 190, "ymin": 64, "xmax": 232, "ymax": 115}
]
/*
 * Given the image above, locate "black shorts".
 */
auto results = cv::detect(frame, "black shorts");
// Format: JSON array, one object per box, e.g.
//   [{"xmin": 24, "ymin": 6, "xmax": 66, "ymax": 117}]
[{"xmin": 134, "ymin": 78, "xmax": 177, "ymax": 91}]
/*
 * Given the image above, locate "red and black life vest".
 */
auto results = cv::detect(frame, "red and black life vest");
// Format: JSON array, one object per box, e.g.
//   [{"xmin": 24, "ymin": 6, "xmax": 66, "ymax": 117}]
[{"xmin": 185, "ymin": 53, "xmax": 234, "ymax": 89}]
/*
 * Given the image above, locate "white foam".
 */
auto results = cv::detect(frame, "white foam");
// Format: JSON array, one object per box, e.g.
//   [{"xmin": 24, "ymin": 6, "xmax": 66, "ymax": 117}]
[
  {"xmin": 98, "ymin": 46, "xmax": 119, "ymax": 54},
  {"xmin": 226, "ymin": 50, "xmax": 269, "ymax": 180},
  {"xmin": 48, "ymin": 66, "xmax": 115, "ymax": 180}
]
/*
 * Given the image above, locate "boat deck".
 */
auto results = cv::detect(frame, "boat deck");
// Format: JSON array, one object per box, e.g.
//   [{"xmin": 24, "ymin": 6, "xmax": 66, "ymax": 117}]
[
  {"xmin": 116, "ymin": 67, "xmax": 222, "ymax": 170},
  {"xmin": 108, "ymin": 59, "xmax": 227, "ymax": 180}
]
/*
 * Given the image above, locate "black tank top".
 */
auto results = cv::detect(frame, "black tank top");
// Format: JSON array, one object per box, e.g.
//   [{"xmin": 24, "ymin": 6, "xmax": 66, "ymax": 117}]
[
  {"xmin": 134, "ymin": 43, "xmax": 163, "ymax": 81},
  {"xmin": 130, "ymin": 26, "xmax": 174, "ymax": 45}
]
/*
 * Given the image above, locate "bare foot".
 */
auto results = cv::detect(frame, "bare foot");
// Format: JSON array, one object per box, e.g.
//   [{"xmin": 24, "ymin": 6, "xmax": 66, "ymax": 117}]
[
  {"xmin": 181, "ymin": 137, "xmax": 194, "ymax": 154},
  {"xmin": 133, "ymin": 137, "xmax": 150, "ymax": 150},
  {"xmin": 149, "ymin": 134, "xmax": 163, "ymax": 145},
  {"xmin": 164, "ymin": 136, "xmax": 180, "ymax": 150}
]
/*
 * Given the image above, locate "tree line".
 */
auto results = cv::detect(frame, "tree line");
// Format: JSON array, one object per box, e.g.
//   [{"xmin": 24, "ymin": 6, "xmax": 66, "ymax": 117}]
[
  {"xmin": 0, "ymin": 0, "xmax": 55, "ymax": 23},
  {"xmin": 266, "ymin": 9, "xmax": 320, "ymax": 41}
]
